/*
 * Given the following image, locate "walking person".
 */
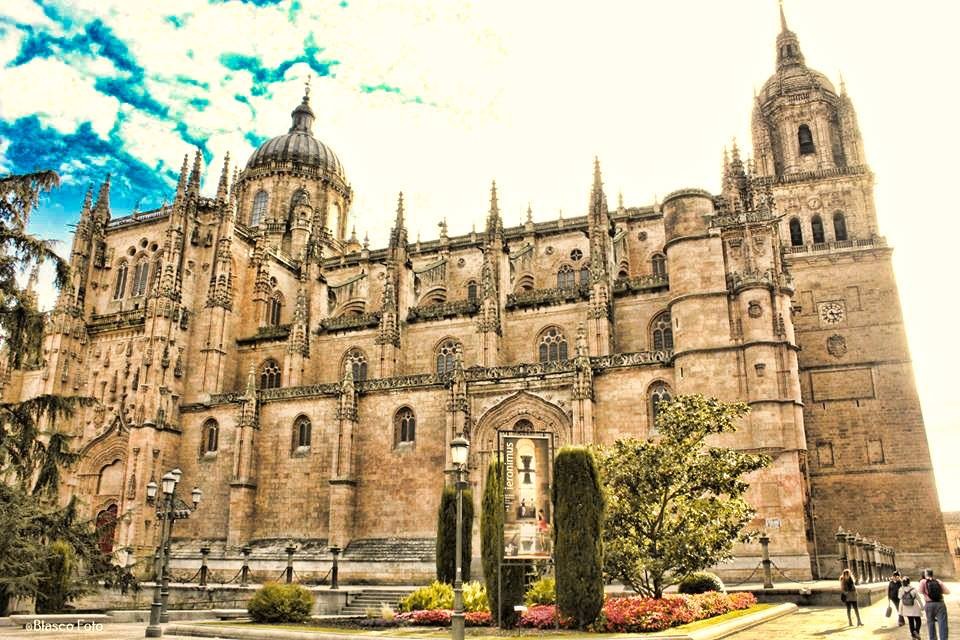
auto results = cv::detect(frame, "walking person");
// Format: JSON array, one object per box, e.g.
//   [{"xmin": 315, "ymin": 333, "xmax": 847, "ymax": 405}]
[
  {"xmin": 890, "ymin": 570, "xmax": 906, "ymax": 627},
  {"xmin": 899, "ymin": 576, "xmax": 924, "ymax": 640},
  {"xmin": 840, "ymin": 569, "xmax": 863, "ymax": 627},
  {"xmin": 919, "ymin": 569, "xmax": 950, "ymax": 640}
]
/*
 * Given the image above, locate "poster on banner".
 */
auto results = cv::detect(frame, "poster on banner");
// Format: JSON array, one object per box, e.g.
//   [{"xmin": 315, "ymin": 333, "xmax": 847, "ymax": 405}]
[{"xmin": 498, "ymin": 431, "xmax": 554, "ymax": 560}]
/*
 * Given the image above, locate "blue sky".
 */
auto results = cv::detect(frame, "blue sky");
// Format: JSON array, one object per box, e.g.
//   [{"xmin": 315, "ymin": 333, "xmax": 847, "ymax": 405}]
[{"xmin": 2, "ymin": 0, "xmax": 960, "ymax": 509}]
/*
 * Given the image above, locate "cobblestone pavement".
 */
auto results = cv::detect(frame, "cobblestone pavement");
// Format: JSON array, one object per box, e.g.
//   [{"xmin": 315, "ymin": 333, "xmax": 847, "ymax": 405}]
[
  {"xmin": 0, "ymin": 621, "xmax": 162, "ymax": 640},
  {"xmin": 729, "ymin": 583, "xmax": 960, "ymax": 639}
]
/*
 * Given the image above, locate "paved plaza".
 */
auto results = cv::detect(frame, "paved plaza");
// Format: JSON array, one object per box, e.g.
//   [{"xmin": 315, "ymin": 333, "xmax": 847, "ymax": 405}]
[{"xmin": 0, "ymin": 585, "xmax": 956, "ymax": 640}]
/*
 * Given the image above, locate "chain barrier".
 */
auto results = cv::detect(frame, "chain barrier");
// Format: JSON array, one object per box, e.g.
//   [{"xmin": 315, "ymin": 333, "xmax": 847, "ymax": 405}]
[
  {"xmin": 724, "ymin": 562, "xmax": 764, "ymax": 587},
  {"xmin": 770, "ymin": 561, "xmax": 819, "ymax": 585}
]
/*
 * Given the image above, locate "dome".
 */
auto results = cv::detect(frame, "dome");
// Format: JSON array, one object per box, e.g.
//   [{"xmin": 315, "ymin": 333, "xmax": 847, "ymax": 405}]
[
  {"xmin": 245, "ymin": 92, "xmax": 347, "ymax": 181},
  {"xmin": 760, "ymin": 64, "xmax": 836, "ymax": 102}
]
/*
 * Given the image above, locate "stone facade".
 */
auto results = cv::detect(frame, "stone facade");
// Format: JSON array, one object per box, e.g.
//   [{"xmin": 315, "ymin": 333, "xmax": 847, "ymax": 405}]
[
  {"xmin": 2, "ymin": 9, "xmax": 952, "ymax": 581},
  {"xmin": 944, "ymin": 513, "xmax": 960, "ymax": 577}
]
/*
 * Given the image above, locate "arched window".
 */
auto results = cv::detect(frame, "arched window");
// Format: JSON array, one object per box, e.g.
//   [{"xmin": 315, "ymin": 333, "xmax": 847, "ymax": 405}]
[
  {"xmin": 651, "ymin": 311, "xmax": 674, "ymax": 351},
  {"xmin": 651, "ymin": 253, "xmax": 667, "ymax": 278},
  {"xmin": 436, "ymin": 339, "xmax": 461, "ymax": 375},
  {"xmin": 617, "ymin": 269, "xmax": 629, "ymax": 279},
  {"xmin": 113, "ymin": 262, "xmax": 128, "ymax": 299},
  {"xmin": 514, "ymin": 418, "xmax": 534, "ymax": 432},
  {"xmin": 250, "ymin": 190, "xmax": 268, "ymax": 226},
  {"xmin": 556, "ymin": 264, "xmax": 576, "ymax": 289},
  {"xmin": 789, "ymin": 218, "xmax": 804, "ymax": 246},
  {"xmin": 649, "ymin": 382, "xmax": 673, "ymax": 432},
  {"xmin": 833, "ymin": 212, "xmax": 848, "ymax": 242},
  {"xmin": 811, "ymin": 215, "xmax": 825, "ymax": 244},
  {"xmin": 798, "ymin": 124, "xmax": 815, "ymax": 155},
  {"xmin": 290, "ymin": 189, "xmax": 309, "ymax": 209},
  {"xmin": 259, "ymin": 359, "xmax": 281, "ymax": 389},
  {"xmin": 579, "ymin": 265, "xmax": 590, "ymax": 286},
  {"xmin": 394, "ymin": 407, "xmax": 416, "ymax": 445},
  {"xmin": 343, "ymin": 348, "xmax": 368, "ymax": 381},
  {"xmin": 537, "ymin": 326, "xmax": 568, "ymax": 363},
  {"xmin": 267, "ymin": 292, "xmax": 283, "ymax": 326},
  {"xmin": 201, "ymin": 419, "xmax": 219, "ymax": 454},
  {"xmin": 466, "ymin": 281, "xmax": 478, "ymax": 303},
  {"xmin": 292, "ymin": 415, "xmax": 311, "ymax": 451},
  {"xmin": 131, "ymin": 260, "xmax": 149, "ymax": 297},
  {"xmin": 95, "ymin": 504, "xmax": 118, "ymax": 555}
]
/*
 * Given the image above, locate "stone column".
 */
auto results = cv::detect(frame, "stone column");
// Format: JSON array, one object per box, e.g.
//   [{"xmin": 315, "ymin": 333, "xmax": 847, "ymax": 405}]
[
  {"xmin": 854, "ymin": 535, "xmax": 866, "ymax": 584},
  {"xmin": 836, "ymin": 527, "xmax": 848, "ymax": 576},
  {"xmin": 864, "ymin": 540, "xmax": 876, "ymax": 583}
]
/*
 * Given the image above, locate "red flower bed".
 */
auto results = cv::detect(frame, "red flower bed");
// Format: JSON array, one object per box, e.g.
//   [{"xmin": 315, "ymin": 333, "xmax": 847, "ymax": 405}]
[
  {"xmin": 394, "ymin": 609, "xmax": 493, "ymax": 627},
  {"xmin": 517, "ymin": 591, "xmax": 759, "ymax": 633}
]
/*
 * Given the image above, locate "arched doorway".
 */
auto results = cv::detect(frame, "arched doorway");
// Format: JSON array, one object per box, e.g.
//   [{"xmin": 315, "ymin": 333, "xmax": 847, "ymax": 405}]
[
  {"xmin": 468, "ymin": 391, "xmax": 572, "ymax": 553},
  {"xmin": 96, "ymin": 504, "xmax": 118, "ymax": 555}
]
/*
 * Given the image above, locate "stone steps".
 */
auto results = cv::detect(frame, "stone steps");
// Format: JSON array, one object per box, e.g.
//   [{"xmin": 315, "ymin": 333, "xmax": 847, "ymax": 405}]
[
  {"xmin": 341, "ymin": 538, "xmax": 435, "ymax": 563},
  {"xmin": 340, "ymin": 588, "xmax": 416, "ymax": 615}
]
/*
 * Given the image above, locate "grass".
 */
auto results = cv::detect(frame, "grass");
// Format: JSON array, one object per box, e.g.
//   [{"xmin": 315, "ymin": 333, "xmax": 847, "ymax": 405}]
[{"xmin": 200, "ymin": 604, "xmax": 776, "ymax": 638}]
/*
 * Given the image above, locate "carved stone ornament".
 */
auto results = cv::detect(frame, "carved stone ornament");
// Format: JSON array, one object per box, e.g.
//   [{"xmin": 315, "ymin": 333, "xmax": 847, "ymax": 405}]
[
  {"xmin": 827, "ymin": 334, "xmax": 847, "ymax": 358},
  {"xmin": 748, "ymin": 300, "xmax": 763, "ymax": 318},
  {"xmin": 544, "ymin": 246, "xmax": 554, "ymax": 255},
  {"xmin": 807, "ymin": 196, "xmax": 822, "ymax": 210}
]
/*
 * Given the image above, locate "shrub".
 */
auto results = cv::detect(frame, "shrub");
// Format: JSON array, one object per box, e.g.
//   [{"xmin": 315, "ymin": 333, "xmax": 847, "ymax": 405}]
[
  {"xmin": 436, "ymin": 485, "xmax": 474, "ymax": 583},
  {"xmin": 400, "ymin": 581, "xmax": 453, "ymax": 612},
  {"xmin": 465, "ymin": 610, "xmax": 493, "ymax": 626},
  {"xmin": 592, "ymin": 591, "xmax": 758, "ymax": 633},
  {"xmin": 678, "ymin": 571, "xmax": 725, "ymax": 594},
  {"xmin": 553, "ymin": 446, "xmax": 605, "ymax": 629},
  {"xmin": 247, "ymin": 583, "xmax": 314, "ymax": 623},
  {"xmin": 397, "ymin": 609, "xmax": 451, "ymax": 625},
  {"xmin": 462, "ymin": 581, "xmax": 488, "ymax": 613},
  {"xmin": 519, "ymin": 604, "xmax": 573, "ymax": 629},
  {"xmin": 35, "ymin": 540, "xmax": 77, "ymax": 614},
  {"xmin": 481, "ymin": 457, "xmax": 525, "ymax": 627},
  {"xmin": 525, "ymin": 576, "xmax": 556, "ymax": 605}
]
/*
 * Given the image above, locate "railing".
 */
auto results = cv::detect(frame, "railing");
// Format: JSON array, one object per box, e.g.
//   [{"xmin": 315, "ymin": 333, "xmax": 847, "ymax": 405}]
[
  {"xmin": 506, "ymin": 285, "xmax": 590, "ymax": 310},
  {"xmin": 782, "ymin": 236, "xmax": 886, "ymax": 255},
  {"xmin": 725, "ymin": 269, "xmax": 794, "ymax": 293},
  {"xmin": 407, "ymin": 299, "xmax": 478, "ymax": 323},
  {"xmin": 612, "ymin": 274, "xmax": 669, "ymax": 295},
  {"xmin": 710, "ymin": 210, "xmax": 778, "ymax": 228},
  {"xmin": 318, "ymin": 311, "xmax": 381, "ymax": 333},
  {"xmin": 753, "ymin": 164, "xmax": 870, "ymax": 186},
  {"xmin": 236, "ymin": 324, "xmax": 291, "ymax": 345},
  {"xmin": 88, "ymin": 308, "xmax": 147, "ymax": 333},
  {"xmin": 107, "ymin": 207, "xmax": 170, "ymax": 229}
]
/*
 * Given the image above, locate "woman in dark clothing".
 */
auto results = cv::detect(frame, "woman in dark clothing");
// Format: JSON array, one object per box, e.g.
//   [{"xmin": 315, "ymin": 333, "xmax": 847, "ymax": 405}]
[
  {"xmin": 888, "ymin": 570, "xmax": 905, "ymax": 627},
  {"xmin": 840, "ymin": 569, "xmax": 864, "ymax": 627}
]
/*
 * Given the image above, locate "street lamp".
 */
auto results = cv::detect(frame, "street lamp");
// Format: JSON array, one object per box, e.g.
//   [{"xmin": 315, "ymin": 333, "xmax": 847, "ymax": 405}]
[
  {"xmin": 450, "ymin": 435, "xmax": 470, "ymax": 640},
  {"xmin": 145, "ymin": 470, "xmax": 202, "ymax": 638}
]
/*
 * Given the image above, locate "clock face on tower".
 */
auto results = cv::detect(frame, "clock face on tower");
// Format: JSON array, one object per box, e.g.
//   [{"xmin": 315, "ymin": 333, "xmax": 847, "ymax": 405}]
[{"xmin": 818, "ymin": 301, "xmax": 845, "ymax": 325}]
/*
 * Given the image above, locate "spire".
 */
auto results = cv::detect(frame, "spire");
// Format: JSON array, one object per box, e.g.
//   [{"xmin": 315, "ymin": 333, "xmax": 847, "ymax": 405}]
[
  {"xmin": 526, "ymin": 203, "xmax": 533, "ymax": 225},
  {"xmin": 175, "ymin": 154, "xmax": 189, "ymax": 201},
  {"xmin": 93, "ymin": 174, "xmax": 111, "ymax": 221},
  {"xmin": 289, "ymin": 78, "xmax": 316, "ymax": 134},
  {"xmin": 188, "ymin": 147, "xmax": 203, "ymax": 195},
  {"xmin": 775, "ymin": 1, "xmax": 805, "ymax": 70},
  {"xmin": 389, "ymin": 192, "xmax": 407, "ymax": 249},
  {"xmin": 80, "ymin": 184, "xmax": 94, "ymax": 219},
  {"xmin": 589, "ymin": 157, "xmax": 608, "ymax": 221},
  {"xmin": 486, "ymin": 180, "xmax": 503, "ymax": 240},
  {"xmin": 216, "ymin": 152, "xmax": 230, "ymax": 202}
]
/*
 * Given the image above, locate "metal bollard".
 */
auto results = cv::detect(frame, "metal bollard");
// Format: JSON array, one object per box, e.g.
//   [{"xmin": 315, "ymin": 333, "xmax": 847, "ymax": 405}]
[
  {"xmin": 285, "ymin": 545, "xmax": 296, "ymax": 584},
  {"xmin": 759, "ymin": 532, "xmax": 774, "ymax": 589},
  {"xmin": 199, "ymin": 546, "xmax": 210, "ymax": 587},
  {"xmin": 240, "ymin": 545, "xmax": 251, "ymax": 587},
  {"xmin": 329, "ymin": 546, "xmax": 341, "ymax": 590}
]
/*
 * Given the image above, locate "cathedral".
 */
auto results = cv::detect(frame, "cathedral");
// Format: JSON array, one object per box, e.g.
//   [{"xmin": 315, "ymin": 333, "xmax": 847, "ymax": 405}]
[{"xmin": 4, "ymin": 8, "xmax": 951, "ymax": 582}]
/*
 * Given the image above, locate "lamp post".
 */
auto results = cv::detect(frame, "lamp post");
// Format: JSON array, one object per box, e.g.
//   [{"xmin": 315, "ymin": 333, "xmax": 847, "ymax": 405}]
[
  {"xmin": 144, "ymin": 470, "xmax": 202, "ymax": 638},
  {"xmin": 450, "ymin": 435, "xmax": 470, "ymax": 640}
]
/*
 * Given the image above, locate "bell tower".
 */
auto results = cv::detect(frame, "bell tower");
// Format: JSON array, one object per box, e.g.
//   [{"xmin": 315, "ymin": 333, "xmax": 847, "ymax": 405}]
[{"xmin": 752, "ymin": 4, "xmax": 952, "ymax": 577}]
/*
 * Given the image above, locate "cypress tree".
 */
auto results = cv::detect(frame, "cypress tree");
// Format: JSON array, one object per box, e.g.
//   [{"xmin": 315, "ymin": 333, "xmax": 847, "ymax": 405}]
[
  {"xmin": 481, "ymin": 457, "xmax": 525, "ymax": 627},
  {"xmin": 552, "ymin": 445, "xmax": 605, "ymax": 629},
  {"xmin": 435, "ymin": 485, "xmax": 473, "ymax": 583}
]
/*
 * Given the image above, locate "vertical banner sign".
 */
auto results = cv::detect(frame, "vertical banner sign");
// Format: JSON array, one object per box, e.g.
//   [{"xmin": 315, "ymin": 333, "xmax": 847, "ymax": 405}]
[{"xmin": 498, "ymin": 431, "xmax": 554, "ymax": 560}]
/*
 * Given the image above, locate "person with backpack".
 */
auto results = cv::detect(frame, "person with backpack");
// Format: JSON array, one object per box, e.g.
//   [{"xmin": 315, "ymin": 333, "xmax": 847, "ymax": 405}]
[
  {"xmin": 890, "ymin": 570, "xmax": 906, "ymax": 627},
  {"xmin": 840, "ymin": 569, "xmax": 863, "ymax": 627},
  {"xmin": 919, "ymin": 569, "xmax": 950, "ymax": 640},
  {"xmin": 899, "ymin": 576, "xmax": 924, "ymax": 639}
]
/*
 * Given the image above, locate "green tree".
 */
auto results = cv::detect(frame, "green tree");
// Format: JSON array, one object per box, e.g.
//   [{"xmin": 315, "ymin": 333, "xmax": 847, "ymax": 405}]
[
  {"xmin": 480, "ymin": 457, "xmax": 525, "ymax": 628},
  {"xmin": 0, "ymin": 171, "xmax": 106, "ymax": 615},
  {"xmin": 598, "ymin": 394, "xmax": 769, "ymax": 599},
  {"xmin": 435, "ymin": 484, "xmax": 473, "ymax": 583},
  {"xmin": 552, "ymin": 446, "xmax": 604, "ymax": 628}
]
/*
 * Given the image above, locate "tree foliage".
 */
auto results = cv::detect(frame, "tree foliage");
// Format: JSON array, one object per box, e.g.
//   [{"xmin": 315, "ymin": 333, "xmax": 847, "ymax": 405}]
[
  {"xmin": 0, "ymin": 170, "xmax": 68, "ymax": 370},
  {"xmin": 0, "ymin": 170, "xmax": 107, "ymax": 615},
  {"xmin": 598, "ymin": 395, "xmax": 769, "ymax": 598},
  {"xmin": 435, "ymin": 484, "xmax": 473, "ymax": 583},
  {"xmin": 480, "ymin": 457, "xmax": 526, "ymax": 628},
  {"xmin": 552, "ymin": 446, "xmax": 604, "ymax": 628}
]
